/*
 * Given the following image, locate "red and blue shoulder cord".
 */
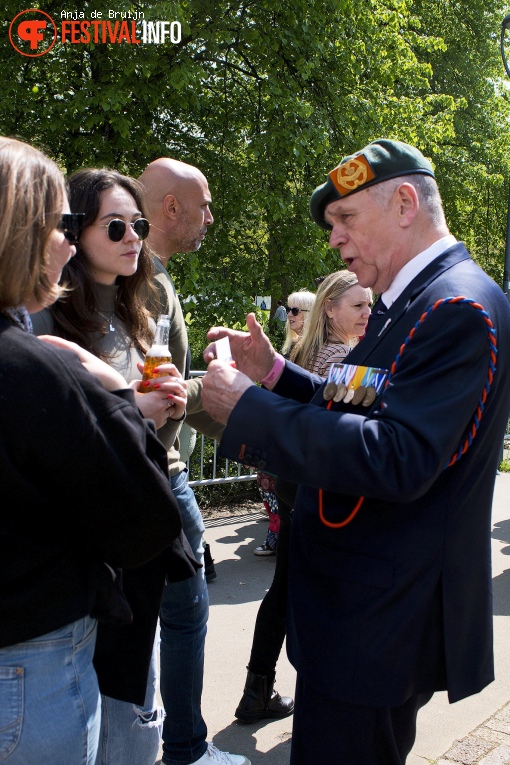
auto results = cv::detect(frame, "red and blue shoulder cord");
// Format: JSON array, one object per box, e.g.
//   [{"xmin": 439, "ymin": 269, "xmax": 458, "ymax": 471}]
[{"xmin": 319, "ymin": 296, "xmax": 498, "ymax": 529}]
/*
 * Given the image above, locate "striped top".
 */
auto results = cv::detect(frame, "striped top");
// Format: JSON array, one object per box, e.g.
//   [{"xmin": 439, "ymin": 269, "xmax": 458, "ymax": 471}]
[{"xmin": 311, "ymin": 341, "xmax": 351, "ymax": 377}]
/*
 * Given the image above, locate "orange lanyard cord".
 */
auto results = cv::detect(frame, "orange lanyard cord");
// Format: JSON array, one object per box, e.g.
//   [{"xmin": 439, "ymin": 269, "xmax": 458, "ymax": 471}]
[
  {"xmin": 318, "ymin": 399, "xmax": 365, "ymax": 528},
  {"xmin": 318, "ymin": 296, "xmax": 497, "ymax": 529}
]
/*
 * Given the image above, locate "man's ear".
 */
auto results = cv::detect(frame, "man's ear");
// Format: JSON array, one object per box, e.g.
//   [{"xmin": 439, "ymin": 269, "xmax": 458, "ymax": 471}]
[
  {"xmin": 163, "ymin": 194, "xmax": 178, "ymax": 219},
  {"xmin": 396, "ymin": 182, "xmax": 419, "ymax": 228}
]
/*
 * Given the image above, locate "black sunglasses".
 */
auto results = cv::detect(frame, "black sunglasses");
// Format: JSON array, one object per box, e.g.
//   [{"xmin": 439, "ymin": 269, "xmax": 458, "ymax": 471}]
[
  {"xmin": 58, "ymin": 213, "xmax": 85, "ymax": 244},
  {"xmin": 286, "ymin": 306, "xmax": 309, "ymax": 316},
  {"xmin": 94, "ymin": 218, "xmax": 151, "ymax": 242}
]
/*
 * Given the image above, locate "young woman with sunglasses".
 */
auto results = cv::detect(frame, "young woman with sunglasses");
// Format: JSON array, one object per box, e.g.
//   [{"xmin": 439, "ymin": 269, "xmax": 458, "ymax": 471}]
[
  {"xmin": 235, "ymin": 274, "xmax": 371, "ymax": 725},
  {"xmin": 0, "ymin": 143, "xmax": 183, "ymax": 765},
  {"xmin": 32, "ymin": 168, "xmax": 193, "ymax": 765}
]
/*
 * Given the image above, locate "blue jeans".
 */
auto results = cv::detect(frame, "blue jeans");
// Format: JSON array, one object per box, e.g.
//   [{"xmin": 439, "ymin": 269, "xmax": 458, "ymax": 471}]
[
  {"xmin": 0, "ymin": 616, "xmax": 100, "ymax": 765},
  {"xmin": 160, "ymin": 470, "xmax": 209, "ymax": 765},
  {"xmin": 96, "ymin": 633, "xmax": 163, "ymax": 765}
]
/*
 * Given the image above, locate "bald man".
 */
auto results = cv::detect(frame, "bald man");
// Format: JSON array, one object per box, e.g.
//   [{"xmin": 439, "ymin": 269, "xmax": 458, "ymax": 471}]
[
  {"xmin": 140, "ymin": 158, "xmax": 213, "ymax": 264},
  {"xmin": 138, "ymin": 160, "xmax": 249, "ymax": 765}
]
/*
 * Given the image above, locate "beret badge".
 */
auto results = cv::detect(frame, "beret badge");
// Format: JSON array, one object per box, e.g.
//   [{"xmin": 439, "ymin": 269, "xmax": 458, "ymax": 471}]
[{"xmin": 329, "ymin": 155, "xmax": 376, "ymax": 197}]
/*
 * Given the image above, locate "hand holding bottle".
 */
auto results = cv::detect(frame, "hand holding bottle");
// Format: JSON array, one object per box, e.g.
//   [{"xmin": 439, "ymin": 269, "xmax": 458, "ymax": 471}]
[
  {"xmin": 133, "ymin": 362, "xmax": 187, "ymax": 428},
  {"xmin": 134, "ymin": 314, "xmax": 187, "ymax": 427}
]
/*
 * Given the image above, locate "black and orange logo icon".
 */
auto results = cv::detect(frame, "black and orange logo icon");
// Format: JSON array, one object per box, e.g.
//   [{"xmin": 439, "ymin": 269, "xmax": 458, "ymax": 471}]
[{"xmin": 9, "ymin": 9, "xmax": 57, "ymax": 57}]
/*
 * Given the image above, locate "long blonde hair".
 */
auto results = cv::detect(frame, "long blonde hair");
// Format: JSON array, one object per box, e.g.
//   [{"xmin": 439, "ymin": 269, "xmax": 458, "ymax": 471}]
[
  {"xmin": 281, "ymin": 288, "xmax": 316, "ymax": 358},
  {"xmin": 293, "ymin": 270, "xmax": 359, "ymax": 370},
  {"xmin": 0, "ymin": 137, "xmax": 66, "ymax": 310}
]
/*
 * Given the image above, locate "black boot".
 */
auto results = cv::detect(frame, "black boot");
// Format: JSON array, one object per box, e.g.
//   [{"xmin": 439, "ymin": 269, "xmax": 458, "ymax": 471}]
[
  {"xmin": 235, "ymin": 669, "xmax": 294, "ymax": 722},
  {"xmin": 203, "ymin": 541, "xmax": 217, "ymax": 583}
]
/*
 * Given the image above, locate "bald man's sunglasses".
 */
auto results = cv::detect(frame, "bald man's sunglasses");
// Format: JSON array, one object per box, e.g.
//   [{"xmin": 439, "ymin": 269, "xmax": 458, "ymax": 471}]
[{"xmin": 93, "ymin": 218, "xmax": 151, "ymax": 242}]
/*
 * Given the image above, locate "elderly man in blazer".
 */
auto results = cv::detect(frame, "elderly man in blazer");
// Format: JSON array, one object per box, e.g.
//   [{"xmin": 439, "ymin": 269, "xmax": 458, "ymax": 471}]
[{"xmin": 200, "ymin": 139, "xmax": 510, "ymax": 764}]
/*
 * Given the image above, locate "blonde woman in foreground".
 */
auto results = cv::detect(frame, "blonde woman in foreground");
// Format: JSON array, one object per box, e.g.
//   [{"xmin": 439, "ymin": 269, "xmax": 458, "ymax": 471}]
[{"xmin": 0, "ymin": 137, "xmax": 182, "ymax": 765}]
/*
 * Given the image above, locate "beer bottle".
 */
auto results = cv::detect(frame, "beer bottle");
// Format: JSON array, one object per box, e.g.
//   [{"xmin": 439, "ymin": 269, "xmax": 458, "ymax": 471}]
[{"xmin": 140, "ymin": 314, "xmax": 172, "ymax": 392}]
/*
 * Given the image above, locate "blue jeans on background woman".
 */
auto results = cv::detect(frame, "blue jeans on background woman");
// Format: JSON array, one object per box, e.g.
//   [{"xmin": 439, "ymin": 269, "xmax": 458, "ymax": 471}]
[
  {"xmin": 97, "ymin": 632, "xmax": 162, "ymax": 765},
  {"xmin": 160, "ymin": 469, "xmax": 209, "ymax": 765}
]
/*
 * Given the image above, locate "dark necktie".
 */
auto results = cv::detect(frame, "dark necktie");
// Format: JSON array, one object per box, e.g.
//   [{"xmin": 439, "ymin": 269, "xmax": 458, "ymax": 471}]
[
  {"xmin": 371, "ymin": 296, "xmax": 388, "ymax": 315},
  {"xmin": 361, "ymin": 296, "xmax": 388, "ymax": 339}
]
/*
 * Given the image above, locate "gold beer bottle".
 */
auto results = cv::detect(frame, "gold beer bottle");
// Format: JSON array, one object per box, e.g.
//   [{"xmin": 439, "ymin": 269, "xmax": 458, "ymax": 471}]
[{"xmin": 141, "ymin": 314, "xmax": 172, "ymax": 392}]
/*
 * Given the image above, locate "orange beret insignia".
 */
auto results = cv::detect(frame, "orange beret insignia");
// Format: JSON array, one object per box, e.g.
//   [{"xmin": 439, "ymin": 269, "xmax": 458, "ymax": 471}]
[{"xmin": 329, "ymin": 154, "xmax": 376, "ymax": 197}]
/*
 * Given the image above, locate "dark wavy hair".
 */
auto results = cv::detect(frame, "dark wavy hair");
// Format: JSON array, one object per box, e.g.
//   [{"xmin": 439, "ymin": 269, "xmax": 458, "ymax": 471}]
[{"xmin": 50, "ymin": 168, "xmax": 156, "ymax": 358}]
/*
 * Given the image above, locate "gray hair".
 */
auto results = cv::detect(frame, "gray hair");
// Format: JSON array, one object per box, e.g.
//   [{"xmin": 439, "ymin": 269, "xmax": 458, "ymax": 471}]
[{"xmin": 369, "ymin": 173, "xmax": 446, "ymax": 228}]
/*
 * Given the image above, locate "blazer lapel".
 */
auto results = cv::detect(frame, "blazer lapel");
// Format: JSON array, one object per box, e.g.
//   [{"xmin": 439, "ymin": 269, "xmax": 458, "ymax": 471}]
[{"xmin": 347, "ymin": 243, "xmax": 471, "ymax": 365}]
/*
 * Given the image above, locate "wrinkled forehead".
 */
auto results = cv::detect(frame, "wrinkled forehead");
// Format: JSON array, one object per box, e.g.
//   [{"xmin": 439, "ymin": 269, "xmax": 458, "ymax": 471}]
[{"xmin": 324, "ymin": 189, "xmax": 372, "ymax": 225}]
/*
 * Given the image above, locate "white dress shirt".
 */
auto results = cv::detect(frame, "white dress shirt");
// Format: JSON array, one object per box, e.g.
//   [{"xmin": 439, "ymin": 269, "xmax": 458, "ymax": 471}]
[{"xmin": 382, "ymin": 234, "xmax": 457, "ymax": 308}]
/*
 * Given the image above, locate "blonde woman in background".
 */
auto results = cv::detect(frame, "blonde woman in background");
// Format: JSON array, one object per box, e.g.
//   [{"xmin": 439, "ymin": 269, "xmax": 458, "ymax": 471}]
[
  {"xmin": 281, "ymin": 288, "xmax": 316, "ymax": 360},
  {"xmin": 293, "ymin": 270, "xmax": 372, "ymax": 374}
]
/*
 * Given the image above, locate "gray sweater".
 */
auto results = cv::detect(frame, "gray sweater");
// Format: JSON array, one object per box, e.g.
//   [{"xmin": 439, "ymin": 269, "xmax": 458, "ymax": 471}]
[{"xmin": 32, "ymin": 266, "xmax": 224, "ymax": 477}]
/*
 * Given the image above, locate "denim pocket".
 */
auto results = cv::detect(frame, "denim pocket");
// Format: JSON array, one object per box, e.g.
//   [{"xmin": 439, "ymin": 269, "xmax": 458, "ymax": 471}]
[{"xmin": 0, "ymin": 667, "xmax": 23, "ymax": 762}]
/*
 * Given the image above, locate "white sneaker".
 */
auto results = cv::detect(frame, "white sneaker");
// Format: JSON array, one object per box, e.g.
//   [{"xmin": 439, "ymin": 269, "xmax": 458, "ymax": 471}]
[{"xmin": 190, "ymin": 742, "xmax": 251, "ymax": 765}]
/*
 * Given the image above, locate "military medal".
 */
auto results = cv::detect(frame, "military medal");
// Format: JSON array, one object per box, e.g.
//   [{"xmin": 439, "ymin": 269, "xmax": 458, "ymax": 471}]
[
  {"xmin": 343, "ymin": 388, "xmax": 354, "ymax": 403},
  {"xmin": 361, "ymin": 387, "xmax": 377, "ymax": 407},
  {"xmin": 359, "ymin": 368, "xmax": 388, "ymax": 406},
  {"xmin": 343, "ymin": 365, "xmax": 363, "ymax": 403},
  {"xmin": 323, "ymin": 382, "xmax": 337, "ymax": 401},
  {"xmin": 323, "ymin": 363, "xmax": 346, "ymax": 401},
  {"xmin": 352, "ymin": 386, "xmax": 366, "ymax": 405},
  {"xmin": 353, "ymin": 367, "xmax": 374, "ymax": 405},
  {"xmin": 323, "ymin": 363, "xmax": 389, "ymax": 406},
  {"xmin": 333, "ymin": 383, "xmax": 347, "ymax": 402},
  {"xmin": 340, "ymin": 365, "xmax": 357, "ymax": 402}
]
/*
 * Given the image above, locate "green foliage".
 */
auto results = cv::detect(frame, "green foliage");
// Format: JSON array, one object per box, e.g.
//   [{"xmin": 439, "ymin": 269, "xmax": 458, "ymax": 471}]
[
  {"xmin": 192, "ymin": 479, "xmax": 259, "ymax": 510},
  {"xmin": 3, "ymin": 0, "xmax": 510, "ymax": 341}
]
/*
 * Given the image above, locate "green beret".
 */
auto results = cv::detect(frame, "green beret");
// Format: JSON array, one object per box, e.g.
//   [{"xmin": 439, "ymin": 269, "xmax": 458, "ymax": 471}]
[{"xmin": 310, "ymin": 139, "xmax": 435, "ymax": 231}]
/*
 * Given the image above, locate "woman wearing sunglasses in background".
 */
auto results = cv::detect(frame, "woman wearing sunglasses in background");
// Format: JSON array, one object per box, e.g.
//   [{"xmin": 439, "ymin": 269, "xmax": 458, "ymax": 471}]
[
  {"xmin": 0, "ymin": 143, "xmax": 183, "ymax": 764},
  {"xmin": 32, "ymin": 168, "xmax": 194, "ymax": 765},
  {"xmin": 281, "ymin": 289, "xmax": 316, "ymax": 361}
]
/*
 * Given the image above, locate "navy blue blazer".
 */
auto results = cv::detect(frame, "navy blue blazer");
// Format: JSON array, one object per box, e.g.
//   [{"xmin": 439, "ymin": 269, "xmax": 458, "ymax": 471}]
[{"xmin": 219, "ymin": 244, "xmax": 510, "ymax": 707}]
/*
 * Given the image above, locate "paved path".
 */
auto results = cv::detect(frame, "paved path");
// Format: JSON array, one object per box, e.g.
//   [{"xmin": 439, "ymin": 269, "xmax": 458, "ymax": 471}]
[{"xmin": 159, "ymin": 473, "xmax": 510, "ymax": 764}]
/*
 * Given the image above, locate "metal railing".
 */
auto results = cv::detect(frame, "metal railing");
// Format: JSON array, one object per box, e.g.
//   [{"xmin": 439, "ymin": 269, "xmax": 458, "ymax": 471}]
[
  {"xmin": 186, "ymin": 371, "xmax": 257, "ymax": 488},
  {"xmin": 187, "ymin": 434, "xmax": 256, "ymax": 487}
]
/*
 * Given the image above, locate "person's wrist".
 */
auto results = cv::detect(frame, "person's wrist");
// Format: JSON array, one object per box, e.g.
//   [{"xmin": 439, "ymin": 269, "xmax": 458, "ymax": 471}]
[
  {"xmin": 258, "ymin": 353, "xmax": 285, "ymax": 386},
  {"xmin": 169, "ymin": 409, "xmax": 186, "ymax": 422}
]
